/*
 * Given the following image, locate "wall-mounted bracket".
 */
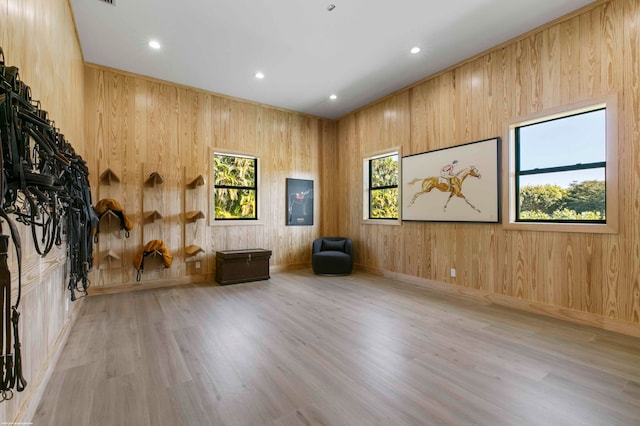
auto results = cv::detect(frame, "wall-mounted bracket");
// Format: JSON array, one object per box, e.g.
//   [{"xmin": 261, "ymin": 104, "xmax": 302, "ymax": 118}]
[
  {"xmin": 99, "ymin": 168, "xmax": 120, "ymax": 185},
  {"xmin": 187, "ymin": 175, "xmax": 206, "ymax": 189}
]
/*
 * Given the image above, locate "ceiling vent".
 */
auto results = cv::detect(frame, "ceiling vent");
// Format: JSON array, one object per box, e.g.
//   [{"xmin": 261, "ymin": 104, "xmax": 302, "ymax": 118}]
[{"xmin": 98, "ymin": 0, "xmax": 115, "ymax": 5}]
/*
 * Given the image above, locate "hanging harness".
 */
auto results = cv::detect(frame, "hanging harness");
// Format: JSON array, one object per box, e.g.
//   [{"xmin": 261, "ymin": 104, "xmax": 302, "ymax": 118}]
[
  {"xmin": 0, "ymin": 46, "xmax": 97, "ymax": 398},
  {"xmin": 133, "ymin": 240, "xmax": 172, "ymax": 282},
  {"xmin": 63, "ymin": 156, "xmax": 99, "ymax": 301},
  {"xmin": 0, "ymin": 217, "xmax": 26, "ymax": 402}
]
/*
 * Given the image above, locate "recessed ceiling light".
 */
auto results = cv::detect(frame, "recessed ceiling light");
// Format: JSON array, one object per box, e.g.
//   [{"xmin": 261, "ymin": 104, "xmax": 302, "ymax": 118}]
[
  {"xmin": 255, "ymin": 72, "xmax": 265, "ymax": 79},
  {"xmin": 148, "ymin": 40, "xmax": 161, "ymax": 50},
  {"xmin": 410, "ymin": 47, "xmax": 421, "ymax": 54},
  {"xmin": 329, "ymin": 94, "xmax": 337, "ymax": 100}
]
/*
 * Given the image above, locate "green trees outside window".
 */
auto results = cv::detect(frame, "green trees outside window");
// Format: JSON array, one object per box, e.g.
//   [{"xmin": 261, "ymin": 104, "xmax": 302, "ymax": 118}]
[
  {"xmin": 519, "ymin": 180, "xmax": 605, "ymax": 221},
  {"xmin": 214, "ymin": 153, "xmax": 257, "ymax": 219},
  {"xmin": 369, "ymin": 154, "xmax": 398, "ymax": 219}
]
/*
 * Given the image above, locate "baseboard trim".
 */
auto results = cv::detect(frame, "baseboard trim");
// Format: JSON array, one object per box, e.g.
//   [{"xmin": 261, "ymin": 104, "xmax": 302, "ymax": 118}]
[
  {"xmin": 87, "ymin": 274, "xmax": 217, "ymax": 296},
  {"xmin": 16, "ymin": 301, "xmax": 82, "ymax": 423},
  {"xmin": 87, "ymin": 265, "xmax": 311, "ymax": 296},
  {"xmin": 359, "ymin": 265, "xmax": 640, "ymax": 338},
  {"xmin": 271, "ymin": 263, "xmax": 309, "ymax": 273}
]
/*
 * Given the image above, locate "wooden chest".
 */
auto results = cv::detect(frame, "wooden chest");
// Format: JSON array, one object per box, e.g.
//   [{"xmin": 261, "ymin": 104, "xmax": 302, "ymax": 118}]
[{"xmin": 215, "ymin": 249, "xmax": 272, "ymax": 285}]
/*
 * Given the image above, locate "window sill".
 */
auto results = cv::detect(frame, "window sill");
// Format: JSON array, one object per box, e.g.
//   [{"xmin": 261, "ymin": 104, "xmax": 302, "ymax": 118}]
[
  {"xmin": 210, "ymin": 219, "xmax": 264, "ymax": 227},
  {"xmin": 361, "ymin": 219, "xmax": 402, "ymax": 226}
]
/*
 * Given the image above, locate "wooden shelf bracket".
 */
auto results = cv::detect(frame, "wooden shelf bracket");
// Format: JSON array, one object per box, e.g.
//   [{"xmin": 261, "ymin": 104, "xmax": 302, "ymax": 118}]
[
  {"xmin": 145, "ymin": 172, "xmax": 165, "ymax": 186},
  {"xmin": 187, "ymin": 175, "xmax": 206, "ymax": 189},
  {"xmin": 185, "ymin": 210, "xmax": 205, "ymax": 222},
  {"xmin": 143, "ymin": 210, "xmax": 163, "ymax": 223},
  {"xmin": 99, "ymin": 250, "xmax": 121, "ymax": 269},
  {"xmin": 98, "ymin": 209, "xmax": 120, "ymax": 222},
  {"xmin": 99, "ymin": 168, "xmax": 120, "ymax": 185},
  {"xmin": 185, "ymin": 245, "xmax": 205, "ymax": 260}
]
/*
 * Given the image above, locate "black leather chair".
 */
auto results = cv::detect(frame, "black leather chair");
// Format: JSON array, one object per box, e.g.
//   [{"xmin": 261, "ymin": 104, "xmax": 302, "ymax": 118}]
[{"xmin": 312, "ymin": 237, "xmax": 353, "ymax": 275}]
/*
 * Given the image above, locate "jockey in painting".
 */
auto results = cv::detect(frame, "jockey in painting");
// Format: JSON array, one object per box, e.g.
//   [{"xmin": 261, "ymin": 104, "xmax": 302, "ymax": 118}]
[{"xmin": 439, "ymin": 160, "xmax": 458, "ymax": 185}]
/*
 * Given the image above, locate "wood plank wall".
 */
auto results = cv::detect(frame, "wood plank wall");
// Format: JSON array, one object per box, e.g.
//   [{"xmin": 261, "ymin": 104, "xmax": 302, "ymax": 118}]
[
  {"xmin": 0, "ymin": 0, "xmax": 86, "ymax": 421},
  {"xmin": 336, "ymin": 0, "xmax": 640, "ymax": 332},
  {"xmin": 1, "ymin": 0, "xmax": 634, "ymax": 420},
  {"xmin": 84, "ymin": 66, "xmax": 337, "ymax": 290}
]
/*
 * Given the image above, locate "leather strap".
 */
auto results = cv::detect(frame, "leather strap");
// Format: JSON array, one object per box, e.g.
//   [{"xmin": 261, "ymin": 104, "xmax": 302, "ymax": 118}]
[
  {"xmin": 0, "ymin": 47, "xmax": 96, "ymax": 400},
  {"xmin": 0, "ymin": 226, "xmax": 24, "ymax": 400}
]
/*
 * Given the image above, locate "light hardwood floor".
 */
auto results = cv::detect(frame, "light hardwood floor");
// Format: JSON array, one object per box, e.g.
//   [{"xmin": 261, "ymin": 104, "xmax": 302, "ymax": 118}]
[{"xmin": 32, "ymin": 270, "xmax": 640, "ymax": 425}]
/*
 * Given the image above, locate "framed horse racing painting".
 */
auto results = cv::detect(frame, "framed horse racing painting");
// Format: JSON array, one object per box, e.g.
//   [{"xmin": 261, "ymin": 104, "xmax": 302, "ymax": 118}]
[
  {"xmin": 401, "ymin": 137, "xmax": 501, "ymax": 223},
  {"xmin": 286, "ymin": 178, "xmax": 314, "ymax": 226}
]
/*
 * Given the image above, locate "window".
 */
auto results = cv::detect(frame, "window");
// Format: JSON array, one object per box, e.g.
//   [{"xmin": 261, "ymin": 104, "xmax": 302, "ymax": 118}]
[
  {"xmin": 213, "ymin": 152, "xmax": 258, "ymax": 220},
  {"xmin": 363, "ymin": 150, "xmax": 400, "ymax": 222},
  {"xmin": 506, "ymin": 97, "xmax": 618, "ymax": 233}
]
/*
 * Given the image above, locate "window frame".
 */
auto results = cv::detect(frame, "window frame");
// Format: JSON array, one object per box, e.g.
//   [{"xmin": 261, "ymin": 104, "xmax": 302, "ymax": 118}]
[
  {"xmin": 362, "ymin": 147, "xmax": 402, "ymax": 225},
  {"xmin": 210, "ymin": 150, "xmax": 263, "ymax": 226},
  {"xmin": 503, "ymin": 96, "xmax": 618, "ymax": 234}
]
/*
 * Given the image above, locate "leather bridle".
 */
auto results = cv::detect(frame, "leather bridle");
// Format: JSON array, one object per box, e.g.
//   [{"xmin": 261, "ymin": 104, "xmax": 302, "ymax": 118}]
[{"xmin": 0, "ymin": 45, "xmax": 97, "ymax": 398}]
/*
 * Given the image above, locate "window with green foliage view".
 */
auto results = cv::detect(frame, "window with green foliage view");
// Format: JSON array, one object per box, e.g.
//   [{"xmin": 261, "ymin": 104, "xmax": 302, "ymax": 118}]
[
  {"xmin": 213, "ymin": 153, "xmax": 257, "ymax": 220},
  {"xmin": 369, "ymin": 154, "xmax": 398, "ymax": 219},
  {"xmin": 515, "ymin": 107, "xmax": 606, "ymax": 223}
]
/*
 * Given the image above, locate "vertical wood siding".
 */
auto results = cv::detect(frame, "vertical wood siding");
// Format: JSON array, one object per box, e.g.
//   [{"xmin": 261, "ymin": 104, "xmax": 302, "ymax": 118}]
[
  {"xmin": 84, "ymin": 67, "xmax": 336, "ymax": 288},
  {"xmin": 336, "ymin": 0, "xmax": 640, "ymax": 328}
]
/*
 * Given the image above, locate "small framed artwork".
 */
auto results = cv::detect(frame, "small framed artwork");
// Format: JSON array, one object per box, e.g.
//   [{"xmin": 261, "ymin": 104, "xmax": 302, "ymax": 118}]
[
  {"xmin": 286, "ymin": 178, "xmax": 314, "ymax": 226},
  {"xmin": 402, "ymin": 137, "xmax": 501, "ymax": 223}
]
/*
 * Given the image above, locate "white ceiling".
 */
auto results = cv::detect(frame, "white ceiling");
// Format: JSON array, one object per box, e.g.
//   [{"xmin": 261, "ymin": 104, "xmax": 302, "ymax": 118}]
[{"xmin": 70, "ymin": 0, "xmax": 595, "ymax": 119}]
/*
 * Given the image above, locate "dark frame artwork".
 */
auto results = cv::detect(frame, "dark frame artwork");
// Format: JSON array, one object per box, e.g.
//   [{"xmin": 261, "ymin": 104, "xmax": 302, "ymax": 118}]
[
  {"xmin": 401, "ymin": 137, "xmax": 501, "ymax": 223},
  {"xmin": 286, "ymin": 178, "xmax": 314, "ymax": 226}
]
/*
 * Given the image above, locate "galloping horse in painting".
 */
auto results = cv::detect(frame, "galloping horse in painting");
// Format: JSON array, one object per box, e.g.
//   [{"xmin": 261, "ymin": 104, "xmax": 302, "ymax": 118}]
[{"xmin": 407, "ymin": 165, "xmax": 482, "ymax": 212}]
